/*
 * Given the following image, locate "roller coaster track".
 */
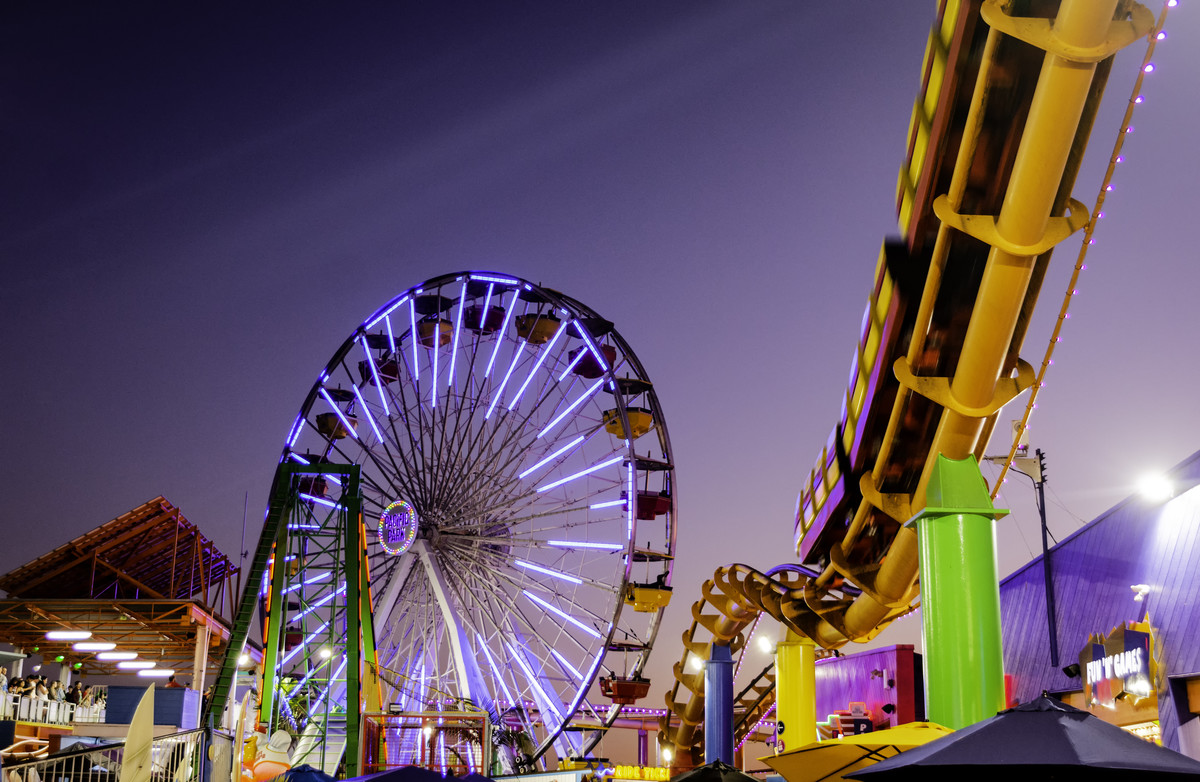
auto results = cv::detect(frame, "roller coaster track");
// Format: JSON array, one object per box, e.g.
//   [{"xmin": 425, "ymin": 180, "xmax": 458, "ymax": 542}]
[{"xmin": 660, "ymin": 0, "xmax": 1164, "ymax": 765}]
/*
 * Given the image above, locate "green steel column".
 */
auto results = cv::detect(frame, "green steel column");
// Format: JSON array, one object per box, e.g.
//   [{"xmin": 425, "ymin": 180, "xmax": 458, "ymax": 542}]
[
  {"xmin": 773, "ymin": 633, "xmax": 815, "ymax": 754},
  {"xmin": 257, "ymin": 480, "xmax": 293, "ymax": 731},
  {"xmin": 344, "ymin": 466, "xmax": 363, "ymax": 778},
  {"xmin": 907, "ymin": 454, "xmax": 1008, "ymax": 728}
]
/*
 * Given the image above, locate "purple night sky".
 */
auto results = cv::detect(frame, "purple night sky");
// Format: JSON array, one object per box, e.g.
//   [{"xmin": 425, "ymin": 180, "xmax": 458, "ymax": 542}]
[{"xmin": 3, "ymin": 2, "xmax": 1198, "ymax": 682}]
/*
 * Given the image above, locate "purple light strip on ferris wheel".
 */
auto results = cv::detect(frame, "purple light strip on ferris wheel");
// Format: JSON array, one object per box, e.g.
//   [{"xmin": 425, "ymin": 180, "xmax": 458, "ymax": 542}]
[
  {"xmin": 309, "ymin": 656, "xmax": 348, "ymax": 707},
  {"xmin": 522, "ymin": 590, "xmax": 601, "ymax": 639},
  {"xmin": 352, "ymin": 384, "xmax": 386, "ymax": 444},
  {"xmin": 506, "ymin": 640, "xmax": 564, "ymax": 726},
  {"xmin": 288, "ymin": 452, "xmax": 340, "ymax": 485},
  {"xmin": 283, "ymin": 571, "xmax": 332, "ymax": 593},
  {"xmin": 589, "ymin": 499, "xmax": 624, "ymax": 509},
  {"xmin": 508, "ymin": 320, "xmax": 569, "ymax": 411},
  {"xmin": 550, "ymin": 649, "xmax": 582, "ymax": 680},
  {"xmin": 289, "ymin": 582, "xmax": 347, "ymax": 624},
  {"xmin": 300, "ymin": 493, "xmax": 344, "ymax": 510},
  {"xmin": 319, "ymin": 388, "xmax": 359, "ymax": 441},
  {"xmin": 470, "ymin": 274, "xmax": 520, "ymax": 285},
  {"xmin": 627, "ymin": 460, "xmax": 635, "ymax": 538},
  {"xmin": 409, "ymin": 298, "xmax": 421, "ymax": 383},
  {"xmin": 286, "ymin": 415, "xmax": 304, "ymax": 448},
  {"xmin": 557, "ymin": 348, "xmax": 586, "ymax": 381},
  {"xmin": 280, "ymin": 620, "xmax": 330, "ymax": 666},
  {"xmin": 485, "ymin": 340, "xmax": 525, "ymax": 420},
  {"xmin": 486, "ymin": 297, "xmax": 519, "ymax": 379},
  {"xmin": 479, "ymin": 284, "xmax": 494, "ymax": 329},
  {"xmin": 574, "ymin": 320, "xmax": 608, "ymax": 372},
  {"xmin": 358, "ymin": 335, "xmax": 390, "ymax": 416},
  {"xmin": 477, "ymin": 634, "xmax": 516, "ymax": 705},
  {"xmin": 365, "ymin": 296, "xmax": 410, "ymax": 330},
  {"xmin": 536, "ymin": 377, "xmax": 605, "ymax": 439},
  {"xmin": 547, "ymin": 540, "xmax": 623, "ymax": 550},
  {"xmin": 515, "ymin": 559, "xmax": 582, "ymax": 585},
  {"xmin": 385, "ymin": 314, "xmax": 397, "ymax": 354},
  {"xmin": 518, "ymin": 435, "xmax": 585, "ymax": 480},
  {"xmin": 537, "ymin": 454, "xmax": 622, "ymax": 493},
  {"xmin": 446, "ymin": 282, "xmax": 466, "ymax": 393}
]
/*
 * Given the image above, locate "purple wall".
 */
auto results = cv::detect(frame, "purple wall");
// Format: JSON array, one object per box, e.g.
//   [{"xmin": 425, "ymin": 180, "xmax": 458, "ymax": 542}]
[
  {"xmin": 999, "ymin": 448, "xmax": 1200, "ymax": 751},
  {"xmin": 814, "ymin": 644, "xmax": 923, "ymax": 727}
]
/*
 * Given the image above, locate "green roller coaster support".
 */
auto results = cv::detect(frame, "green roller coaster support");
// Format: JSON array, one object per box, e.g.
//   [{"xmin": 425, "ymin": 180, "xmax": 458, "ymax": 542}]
[{"xmin": 205, "ymin": 462, "xmax": 376, "ymax": 776}]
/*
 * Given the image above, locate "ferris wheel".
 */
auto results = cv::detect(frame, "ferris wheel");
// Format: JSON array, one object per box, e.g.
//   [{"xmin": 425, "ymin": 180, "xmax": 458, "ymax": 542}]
[{"xmin": 280, "ymin": 271, "xmax": 677, "ymax": 764}]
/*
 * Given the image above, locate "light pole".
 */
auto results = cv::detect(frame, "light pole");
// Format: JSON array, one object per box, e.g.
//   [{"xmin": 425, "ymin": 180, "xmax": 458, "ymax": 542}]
[{"xmin": 988, "ymin": 448, "xmax": 1059, "ymax": 667}]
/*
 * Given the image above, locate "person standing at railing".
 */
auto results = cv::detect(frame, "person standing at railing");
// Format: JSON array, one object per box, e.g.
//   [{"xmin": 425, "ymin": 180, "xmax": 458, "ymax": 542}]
[
  {"xmin": 66, "ymin": 681, "xmax": 81, "ymax": 705},
  {"xmin": 0, "ymin": 666, "xmax": 8, "ymax": 693}
]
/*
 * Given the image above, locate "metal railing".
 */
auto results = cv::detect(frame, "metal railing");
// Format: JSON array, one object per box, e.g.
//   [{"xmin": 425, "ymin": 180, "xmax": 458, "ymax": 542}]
[
  {"xmin": 2, "ymin": 728, "xmax": 229, "ymax": 782},
  {"xmin": 1, "ymin": 693, "xmax": 108, "ymax": 726}
]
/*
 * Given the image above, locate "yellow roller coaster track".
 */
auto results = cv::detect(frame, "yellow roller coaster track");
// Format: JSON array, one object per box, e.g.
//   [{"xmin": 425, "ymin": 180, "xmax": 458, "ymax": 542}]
[{"xmin": 659, "ymin": 0, "xmax": 1165, "ymax": 767}]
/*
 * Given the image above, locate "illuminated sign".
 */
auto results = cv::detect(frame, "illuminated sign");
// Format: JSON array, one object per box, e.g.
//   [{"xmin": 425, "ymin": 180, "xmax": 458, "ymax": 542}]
[
  {"xmin": 1079, "ymin": 619, "xmax": 1156, "ymax": 708},
  {"xmin": 609, "ymin": 766, "xmax": 669, "ymax": 781},
  {"xmin": 379, "ymin": 500, "xmax": 418, "ymax": 555}
]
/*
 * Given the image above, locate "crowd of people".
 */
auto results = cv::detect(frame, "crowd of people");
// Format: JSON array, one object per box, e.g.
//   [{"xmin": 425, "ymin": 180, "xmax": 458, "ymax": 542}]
[{"xmin": 0, "ymin": 665, "xmax": 107, "ymax": 721}]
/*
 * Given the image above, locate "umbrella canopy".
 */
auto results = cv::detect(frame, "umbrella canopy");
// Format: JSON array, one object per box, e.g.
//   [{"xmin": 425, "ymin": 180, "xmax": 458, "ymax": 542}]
[
  {"xmin": 670, "ymin": 760, "xmax": 760, "ymax": 782},
  {"xmin": 763, "ymin": 722, "xmax": 954, "ymax": 782},
  {"xmin": 849, "ymin": 695, "xmax": 1200, "ymax": 780},
  {"xmin": 342, "ymin": 767, "xmax": 453, "ymax": 782},
  {"xmin": 271, "ymin": 766, "xmax": 338, "ymax": 782}
]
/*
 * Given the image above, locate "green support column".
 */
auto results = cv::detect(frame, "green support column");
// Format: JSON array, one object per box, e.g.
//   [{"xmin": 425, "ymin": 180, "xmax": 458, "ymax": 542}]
[
  {"xmin": 907, "ymin": 454, "xmax": 1008, "ymax": 729},
  {"xmin": 773, "ymin": 632, "xmax": 815, "ymax": 753},
  {"xmin": 344, "ymin": 466, "xmax": 363, "ymax": 778}
]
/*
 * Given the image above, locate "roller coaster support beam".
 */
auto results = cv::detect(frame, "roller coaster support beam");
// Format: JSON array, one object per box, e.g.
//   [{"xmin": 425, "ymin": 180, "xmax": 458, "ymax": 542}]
[
  {"xmin": 908, "ymin": 455, "xmax": 1008, "ymax": 729},
  {"xmin": 704, "ymin": 644, "xmax": 734, "ymax": 764},
  {"xmin": 773, "ymin": 632, "xmax": 815, "ymax": 753}
]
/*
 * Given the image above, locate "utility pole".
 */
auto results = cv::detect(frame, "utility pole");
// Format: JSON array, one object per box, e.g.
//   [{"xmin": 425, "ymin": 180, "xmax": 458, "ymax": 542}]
[{"xmin": 986, "ymin": 447, "xmax": 1059, "ymax": 668}]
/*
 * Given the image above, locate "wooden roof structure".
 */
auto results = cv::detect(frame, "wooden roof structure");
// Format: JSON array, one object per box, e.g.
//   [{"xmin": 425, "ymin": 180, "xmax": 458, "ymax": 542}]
[
  {"xmin": 0, "ymin": 496, "xmax": 237, "ymax": 611},
  {"xmin": 0, "ymin": 497, "xmax": 250, "ymax": 678}
]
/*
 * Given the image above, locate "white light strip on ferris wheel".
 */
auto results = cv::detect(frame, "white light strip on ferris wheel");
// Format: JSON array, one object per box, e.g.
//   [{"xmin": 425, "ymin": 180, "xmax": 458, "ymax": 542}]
[
  {"xmin": 280, "ymin": 621, "xmax": 329, "ymax": 666},
  {"xmin": 477, "ymin": 635, "xmax": 516, "ymax": 706},
  {"xmin": 358, "ymin": 335, "xmax": 391, "ymax": 416},
  {"xmin": 547, "ymin": 540, "xmax": 623, "ymax": 550},
  {"xmin": 470, "ymin": 274, "xmax": 520, "ymax": 285},
  {"xmin": 365, "ymin": 296, "xmax": 410, "ymax": 330},
  {"xmin": 479, "ymin": 284, "xmax": 494, "ymax": 329},
  {"xmin": 446, "ymin": 282, "xmax": 467, "ymax": 393},
  {"xmin": 627, "ymin": 460, "xmax": 636, "ymax": 538},
  {"xmin": 289, "ymin": 452, "xmax": 341, "ymax": 485},
  {"xmin": 518, "ymin": 435, "xmax": 585, "ymax": 480},
  {"xmin": 319, "ymin": 388, "xmax": 360, "ymax": 441},
  {"xmin": 286, "ymin": 415, "xmax": 305, "ymax": 448},
  {"xmin": 485, "ymin": 295, "xmax": 519, "ymax": 379},
  {"xmin": 589, "ymin": 499, "xmax": 625, "ymax": 509},
  {"xmin": 537, "ymin": 377, "xmax": 606, "ymax": 439},
  {"xmin": 522, "ymin": 590, "xmax": 601, "ymax": 639},
  {"xmin": 299, "ymin": 493, "xmax": 344, "ymax": 510},
  {"xmin": 385, "ymin": 313, "xmax": 397, "ymax": 354},
  {"xmin": 485, "ymin": 340, "xmax": 525, "ymax": 420},
  {"xmin": 573, "ymin": 320, "xmax": 609, "ymax": 372},
  {"xmin": 508, "ymin": 320, "xmax": 569, "ymax": 411},
  {"xmin": 556, "ymin": 348, "xmax": 587, "ymax": 381},
  {"xmin": 515, "ymin": 559, "xmax": 582, "ymax": 585},
  {"xmin": 289, "ymin": 583, "xmax": 347, "ymax": 624},
  {"xmin": 550, "ymin": 649, "xmax": 582, "ymax": 680},
  {"xmin": 507, "ymin": 641, "xmax": 564, "ymax": 725},
  {"xmin": 283, "ymin": 571, "xmax": 332, "ymax": 593},
  {"xmin": 537, "ymin": 455, "xmax": 623, "ymax": 493},
  {"xmin": 351, "ymin": 384, "xmax": 386, "ymax": 444},
  {"xmin": 409, "ymin": 298, "xmax": 421, "ymax": 383}
]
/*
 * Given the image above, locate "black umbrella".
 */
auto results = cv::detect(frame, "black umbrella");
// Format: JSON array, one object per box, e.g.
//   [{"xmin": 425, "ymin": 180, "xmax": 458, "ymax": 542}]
[
  {"xmin": 671, "ymin": 760, "xmax": 759, "ymax": 782},
  {"xmin": 342, "ymin": 766, "xmax": 454, "ymax": 782},
  {"xmin": 273, "ymin": 765, "xmax": 338, "ymax": 782},
  {"xmin": 849, "ymin": 695, "xmax": 1200, "ymax": 780}
]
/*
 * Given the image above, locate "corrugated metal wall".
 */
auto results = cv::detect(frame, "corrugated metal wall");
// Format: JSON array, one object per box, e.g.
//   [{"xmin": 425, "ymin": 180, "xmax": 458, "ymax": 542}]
[
  {"xmin": 1000, "ymin": 448, "xmax": 1200, "ymax": 750},
  {"xmin": 815, "ymin": 644, "xmax": 923, "ymax": 728}
]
